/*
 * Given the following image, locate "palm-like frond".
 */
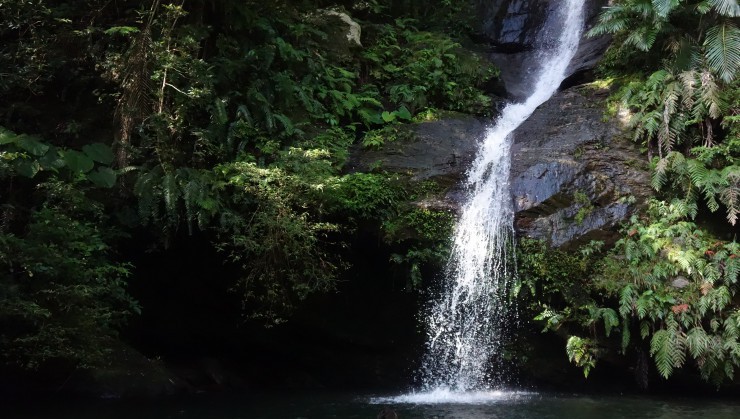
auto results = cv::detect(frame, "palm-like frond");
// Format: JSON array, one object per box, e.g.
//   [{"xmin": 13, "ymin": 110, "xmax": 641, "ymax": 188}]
[
  {"xmin": 652, "ymin": 0, "xmax": 681, "ymax": 17},
  {"xmin": 704, "ymin": 22, "xmax": 740, "ymax": 83},
  {"xmin": 709, "ymin": 0, "xmax": 740, "ymax": 17}
]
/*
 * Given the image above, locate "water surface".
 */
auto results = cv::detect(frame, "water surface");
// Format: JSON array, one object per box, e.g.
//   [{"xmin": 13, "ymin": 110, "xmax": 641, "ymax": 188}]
[{"xmin": 8, "ymin": 392, "xmax": 740, "ymax": 419}]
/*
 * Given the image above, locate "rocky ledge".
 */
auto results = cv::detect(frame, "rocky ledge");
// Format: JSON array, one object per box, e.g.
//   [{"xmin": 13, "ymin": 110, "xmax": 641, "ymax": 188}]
[{"xmin": 348, "ymin": 85, "xmax": 652, "ymax": 248}]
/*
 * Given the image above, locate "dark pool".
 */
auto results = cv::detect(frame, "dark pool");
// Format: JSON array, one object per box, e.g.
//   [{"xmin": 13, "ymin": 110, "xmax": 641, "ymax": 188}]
[{"xmin": 7, "ymin": 390, "xmax": 740, "ymax": 419}]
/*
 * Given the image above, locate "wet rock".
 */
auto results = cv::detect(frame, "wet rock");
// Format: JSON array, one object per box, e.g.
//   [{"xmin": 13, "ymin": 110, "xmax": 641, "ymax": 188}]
[
  {"xmin": 478, "ymin": 0, "xmax": 610, "ymax": 99},
  {"xmin": 348, "ymin": 86, "xmax": 651, "ymax": 248},
  {"xmin": 346, "ymin": 115, "xmax": 484, "ymax": 184},
  {"xmin": 510, "ymin": 86, "xmax": 652, "ymax": 248},
  {"xmin": 476, "ymin": 0, "xmax": 555, "ymax": 50},
  {"xmin": 377, "ymin": 406, "xmax": 399, "ymax": 419}
]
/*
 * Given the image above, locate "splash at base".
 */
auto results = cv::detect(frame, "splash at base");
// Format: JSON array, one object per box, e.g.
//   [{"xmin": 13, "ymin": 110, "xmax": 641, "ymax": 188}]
[{"xmin": 370, "ymin": 389, "xmax": 536, "ymax": 405}]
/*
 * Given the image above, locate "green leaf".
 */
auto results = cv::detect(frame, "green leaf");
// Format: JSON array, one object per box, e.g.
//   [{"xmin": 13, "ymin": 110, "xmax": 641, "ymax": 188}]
[
  {"xmin": 395, "ymin": 105, "xmax": 412, "ymax": 120},
  {"xmin": 82, "ymin": 143, "xmax": 115, "ymax": 165},
  {"xmin": 651, "ymin": 0, "xmax": 680, "ymax": 18},
  {"xmin": 15, "ymin": 160, "xmax": 41, "ymax": 178},
  {"xmin": 17, "ymin": 135, "xmax": 49, "ymax": 156},
  {"xmin": 63, "ymin": 150, "xmax": 94, "ymax": 173},
  {"xmin": 38, "ymin": 147, "xmax": 65, "ymax": 170},
  {"xmin": 0, "ymin": 127, "xmax": 17, "ymax": 144},
  {"xmin": 709, "ymin": 0, "xmax": 740, "ymax": 17},
  {"xmin": 381, "ymin": 111, "xmax": 396, "ymax": 123},
  {"xmin": 87, "ymin": 167, "xmax": 118, "ymax": 188},
  {"xmin": 704, "ymin": 22, "xmax": 740, "ymax": 83},
  {"xmin": 104, "ymin": 26, "xmax": 140, "ymax": 36}
]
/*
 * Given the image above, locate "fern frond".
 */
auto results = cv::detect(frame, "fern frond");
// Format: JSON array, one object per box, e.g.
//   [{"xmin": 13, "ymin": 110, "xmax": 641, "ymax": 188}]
[
  {"xmin": 652, "ymin": 0, "xmax": 682, "ymax": 17},
  {"xmin": 704, "ymin": 22, "xmax": 740, "ymax": 83},
  {"xmin": 724, "ymin": 254, "xmax": 739, "ymax": 284},
  {"xmin": 699, "ymin": 70, "xmax": 725, "ymax": 118},
  {"xmin": 651, "ymin": 329, "xmax": 675, "ymax": 378},
  {"xmin": 679, "ymin": 70, "xmax": 698, "ymax": 109},
  {"xmin": 622, "ymin": 320, "xmax": 632, "ymax": 353},
  {"xmin": 719, "ymin": 167, "xmax": 740, "ymax": 225},
  {"xmin": 626, "ymin": 26, "xmax": 661, "ymax": 51},
  {"xmin": 709, "ymin": 0, "xmax": 740, "ymax": 17},
  {"xmin": 687, "ymin": 326, "xmax": 710, "ymax": 358}
]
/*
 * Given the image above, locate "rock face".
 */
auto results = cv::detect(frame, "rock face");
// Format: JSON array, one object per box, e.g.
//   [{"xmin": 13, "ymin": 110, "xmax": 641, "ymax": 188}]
[
  {"xmin": 476, "ymin": 0, "xmax": 556, "ymax": 50},
  {"xmin": 347, "ymin": 116, "xmax": 483, "ymax": 184},
  {"xmin": 476, "ymin": 0, "xmax": 610, "ymax": 98},
  {"xmin": 348, "ymin": 1, "xmax": 650, "ymax": 248},
  {"xmin": 348, "ymin": 87, "xmax": 652, "ymax": 248},
  {"xmin": 510, "ymin": 87, "xmax": 651, "ymax": 247}
]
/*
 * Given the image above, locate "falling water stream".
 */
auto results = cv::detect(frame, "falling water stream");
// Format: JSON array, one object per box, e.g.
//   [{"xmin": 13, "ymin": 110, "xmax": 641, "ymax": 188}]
[{"xmin": 396, "ymin": 0, "xmax": 587, "ymax": 401}]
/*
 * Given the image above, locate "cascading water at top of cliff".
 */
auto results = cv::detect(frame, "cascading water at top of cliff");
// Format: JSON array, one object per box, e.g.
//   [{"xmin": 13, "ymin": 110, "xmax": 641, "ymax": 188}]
[{"xmin": 415, "ymin": 0, "xmax": 586, "ymax": 395}]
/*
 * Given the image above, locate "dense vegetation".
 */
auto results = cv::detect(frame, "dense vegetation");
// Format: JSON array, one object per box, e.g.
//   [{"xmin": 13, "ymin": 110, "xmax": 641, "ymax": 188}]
[
  {"xmin": 0, "ymin": 0, "xmax": 493, "ymax": 375},
  {"xmin": 2, "ymin": 0, "xmax": 739, "ymax": 394},
  {"xmin": 518, "ymin": 0, "xmax": 740, "ymax": 388}
]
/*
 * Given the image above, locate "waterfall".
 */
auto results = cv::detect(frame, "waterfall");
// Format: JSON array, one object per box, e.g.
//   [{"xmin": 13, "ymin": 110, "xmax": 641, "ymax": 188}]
[{"xmin": 418, "ymin": 0, "xmax": 586, "ymax": 392}]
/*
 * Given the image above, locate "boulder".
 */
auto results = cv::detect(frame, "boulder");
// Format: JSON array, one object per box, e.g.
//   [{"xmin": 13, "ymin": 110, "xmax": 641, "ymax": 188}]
[{"xmin": 309, "ymin": 9, "xmax": 362, "ymax": 61}]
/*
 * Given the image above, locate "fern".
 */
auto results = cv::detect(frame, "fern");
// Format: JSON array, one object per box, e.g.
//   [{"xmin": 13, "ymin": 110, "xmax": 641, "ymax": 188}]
[
  {"xmin": 566, "ymin": 336, "xmax": 598, "ymax": 378},
  {"xmin": 705, "ymin": 22, "xmax": 740, "ymax": 83},
  {"xmin": 651, "ymin": 329, "xmax": 675, "ymax": 378},
  {"xmin": 652, "ymin": 0, "xmax": 681, "ymax": 18},
  {"xmin": 650, "ymin": 324, "xmax": 687, "ymax": 379},
  {"xmin": 687, "ymin": 326, "xmax": 711, "ymax": 358}
]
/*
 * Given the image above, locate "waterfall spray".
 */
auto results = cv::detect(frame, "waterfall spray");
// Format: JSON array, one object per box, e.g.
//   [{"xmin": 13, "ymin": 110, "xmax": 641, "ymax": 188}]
[{"xmin": 418, "ymin": 0, "xmax": 586, "ymax": 392}]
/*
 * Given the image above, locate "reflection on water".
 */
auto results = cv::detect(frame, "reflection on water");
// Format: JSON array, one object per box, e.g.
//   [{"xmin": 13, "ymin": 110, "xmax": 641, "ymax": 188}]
[{"xmin": 7, "ymin": 392, "xmax": 740, "ymax": 419}]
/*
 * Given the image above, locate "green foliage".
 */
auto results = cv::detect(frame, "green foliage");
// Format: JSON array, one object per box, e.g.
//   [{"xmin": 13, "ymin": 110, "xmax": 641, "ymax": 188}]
[
  {"xmin": 1, "ymin": 127, "xmax": 120, "ymax": 189},
  {"xmin": 532, "ymin": 199, "xmax": 740, "ymax": 385},
  {"xmin": 0, "ymin": 0, "xmax": 500, "ymax": 368},
  {"xmin": 385, "ymin": 206, "xmax": 453, "ymax": 288},
  {"xmin": 362, "ymin": 19, "xmax": 497, "ymax": 116},
  {"xmin": 133, "ymin": 165, "xmax": 219, "ymax": 238},
  {"xmin": 331, "ymin": 172, "xmax": 404, "ymax": 220},
  {"xmin": 652, "ymin": 144, "xmax": 740, "ymax": 225},
  {"xmin": 592, "ymin": 1, "xmax": 739, "ymax": 227},
  {"xmin": 589, "ymin": 0, "xmax": 739, "ymax": 82},
  {"xmin": 215, "ymin": 161, "xmax": 342, "ymax": 324},
  {"xmin": 361, "ymin": 124, "xmax": 415, "ymax": 149},
  {"xmin": 515, "ymin": 238, "xmax": 598, "ymax": 305},
  {"xmin": 597, "ymin": 200, "xmax": 740, "ymax": 384},
  {"xmin": 566, "ymin": 336, "xmax": 598, "ymax": 378},
  {"xmin": 573, "ymin": 190, "xmax": 594, "ymax": 224},
  {"xmin": 0, "ymin": 181, "xmax": 137, "ymax": 369}
]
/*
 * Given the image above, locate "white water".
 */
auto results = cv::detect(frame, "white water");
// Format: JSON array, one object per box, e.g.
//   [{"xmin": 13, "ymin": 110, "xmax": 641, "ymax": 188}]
[
  {"xmin": 412, "ymin": 0, "xmax": 586, "ymax": 396},
  {"xmin": 370, "ymin": 389, "xmax": 536, "ymax": 405}
]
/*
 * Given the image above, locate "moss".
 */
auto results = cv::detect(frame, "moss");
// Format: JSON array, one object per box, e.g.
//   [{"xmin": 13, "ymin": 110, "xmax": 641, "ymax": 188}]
[{"xmin": 573, "ymin": 190, "xmax": 594, "ymax": 225}]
